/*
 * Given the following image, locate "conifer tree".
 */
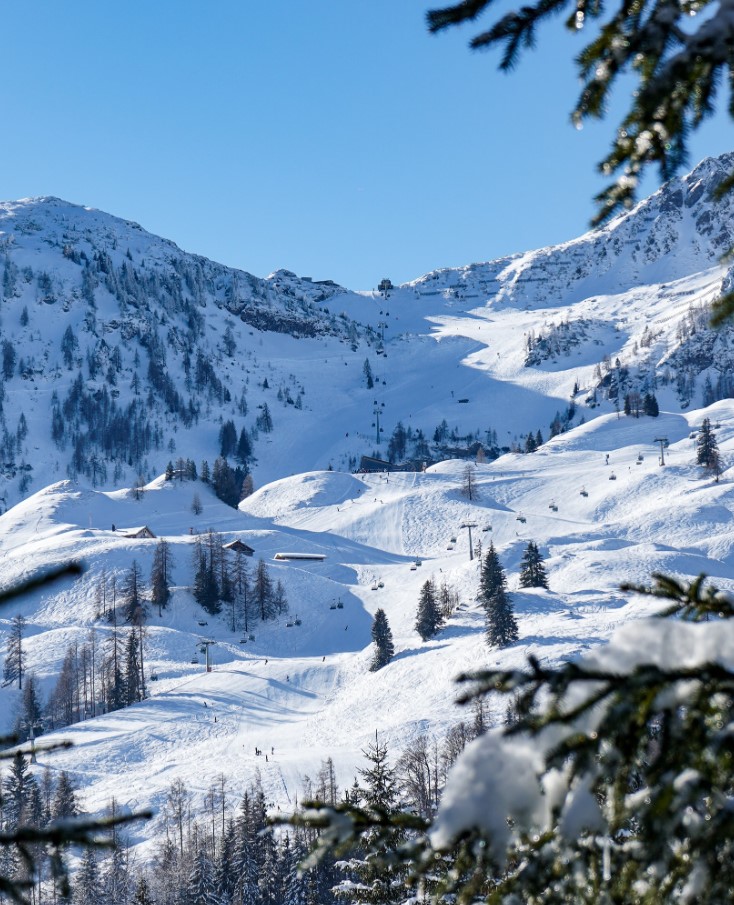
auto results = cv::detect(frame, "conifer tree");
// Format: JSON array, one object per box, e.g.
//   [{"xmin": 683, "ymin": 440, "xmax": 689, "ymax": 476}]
[
  {"xmin": 415, "ymin": 579, "xmax": 444, "ymax": 641},
  {"xmin": 253, "ymin": 559, "xmax": 274, "ymax": 621},
  {"xmin": 104, "ymin": 602, "xmax": 126, "ymax": 713},
  {"xmin": 131, "ymin": 874, "xmax": 155, "ymax": 905},
  {"xmin": 236, "ymin": 427, "xmax": 252, "ymax": 464},
  {"xmin": 193, "ymin": 534, "xmax": 222, "ymax": 615},
  {"xmin": 16, "ymin": 672, "xmax": 43, "ymax": 742},
  {"xmin": 3, "ymin": 752, "xmax": 33, "ymax": 829},
  {"xmin": 124, "ymin": 628, "xmax": 143, "ymax": 705},
  {"xmin": 188, "ymin": 849, "xmax": 219, "ymax": 905},
  {"xmin": 151, "ymin": 539, "xmax": 173, "ymax": 616},
  {"xmin": 334, "ymin": 736, "xmax": 405, "ymax": 905},
  {"xmin": 3, "ymin": 614, "xmax": 26, "ymax": 689},
  {"xmin": 697, "ymin": 417, "xmax": 722, "ymax": 481},
  {"xmin": 52, "ymin": 771, "xmax": 79, "ymax": 820},
  {"xmin": 643, "ymin": 392, "xmax": 659, "ymax": 417},
  {"xmin": 121, "ymin": 560, "xmax": 146, "ymax": 625},
  {"xmin": 479, "ymin": 545, "xmax": 518, "ymax": 648},
  {"xmin": 219, "ymin": 420, "xmax": 238, "ymax": 459},
  {"xmin": 369, "ymin": 609, "xmax": 394, "ymax": 671},
  {"xmin": 478, "ymin": 542, "xmax": 504, "ymax": 602},
  {"xmin": 101, "ymin": 844, "xmax": 133, "ymax": 905},
  {"xmin": 75, "ymin": 849, "xmax": 102, "ymax": 905},
  {"xmin": 230, "ymin": 550, "xmax": 252, "ymax": 633},
  {"xmin": 519, "ymin": 541, "xmax": 549, "ymax": 589}
]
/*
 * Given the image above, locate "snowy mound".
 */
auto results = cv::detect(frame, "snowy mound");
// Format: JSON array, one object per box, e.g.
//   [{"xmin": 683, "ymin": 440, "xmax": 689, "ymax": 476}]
[{"xmin": 239, "ymin": 471, "xmax": 366, "ymax": 519}]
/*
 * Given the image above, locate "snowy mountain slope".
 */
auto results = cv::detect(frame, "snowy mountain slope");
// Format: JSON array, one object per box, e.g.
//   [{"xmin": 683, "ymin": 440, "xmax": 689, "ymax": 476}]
[
  {"xmin": 2, "ymin": 154, "xmax": 734, "ymax": 859},
  {"xmin": 2, "ymin": 396, "xmax": 734, "ymax": 856},
  {"xmin": 1, "ymin": 154, "xmax": 734, "ymax": 513}
]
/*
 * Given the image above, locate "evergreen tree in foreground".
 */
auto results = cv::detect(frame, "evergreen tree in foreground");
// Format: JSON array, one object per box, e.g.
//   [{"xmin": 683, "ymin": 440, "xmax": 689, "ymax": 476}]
[
  {"xmin": 518, "ymin": 541, "xmax": 549, "ymax": 589},
  {"xmin": 334, "ymin": 737, "xmax": 406, "ymax": 905},
  {"xmin": 415, "ymin": 579, "xmax": 444, "ymax": 641},
  {"xmin": 369, "ymin": 609, "xmax": 394, "ymax": 671}
]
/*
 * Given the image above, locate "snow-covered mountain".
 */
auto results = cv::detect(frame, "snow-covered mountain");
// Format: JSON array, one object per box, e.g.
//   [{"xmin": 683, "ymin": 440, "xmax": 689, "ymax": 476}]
[
  {"xmin": 2, "ymin": 152, "xmax": 734, "ymax": 861},
  {"xmin": 1, "ymin": 153, "xmax": 734, "ymax": 510}
]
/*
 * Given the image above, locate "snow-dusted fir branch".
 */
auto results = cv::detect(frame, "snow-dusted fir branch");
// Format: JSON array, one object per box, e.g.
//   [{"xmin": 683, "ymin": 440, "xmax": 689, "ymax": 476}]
[{"xmin": 427, "ymin": 0, "xmax": 734, "ymax": 241}]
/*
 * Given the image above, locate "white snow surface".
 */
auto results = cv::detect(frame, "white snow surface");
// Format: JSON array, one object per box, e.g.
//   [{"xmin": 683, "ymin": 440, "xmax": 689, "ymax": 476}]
[
  {"xmin": 2, "ymin": 400, "xmax": 734, "ymax": 856},
  {"xmin": 2, "ymin": 154, "xmax": 734, "ymax": 858}
]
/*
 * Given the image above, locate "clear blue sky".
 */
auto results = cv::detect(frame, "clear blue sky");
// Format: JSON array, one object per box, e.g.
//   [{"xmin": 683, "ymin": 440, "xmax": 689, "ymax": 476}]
[{"xmin": 2, "ymin": 1, "xmax": 731, "ymax": 288}]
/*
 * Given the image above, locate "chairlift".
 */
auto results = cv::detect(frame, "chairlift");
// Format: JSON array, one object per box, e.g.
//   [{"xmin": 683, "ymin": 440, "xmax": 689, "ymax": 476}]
[
  {"xmin": 371, "ymin": 582, "xmax": 379, "ymax": 590},
  {"xmin": 450, "ymin": 536, "xmax": 457, "ymax": 543},
  {"xmin": 516, "ymin": 514, "xmax": 526, "ymax": 523},
  {"xmin": 295, "ymin": 618, "xmax": 302, "ymax": 626},
  {"xmin": 330, "ymin": 603, "xmax": 338, "ymax": 610},
  {"xmin": 548, "ymin": 501, "xmax": 558, "ymax": 512},
  {"xmin": 580, "ymin": 488, "xmax": 589, "ymax": 497},
  {"xmin": 415, "ymin": 559, "xmax": 422, "ymax": 566},
  {"xmin": 190, "ymin": 656, "xmax": 200, "ymax": 664},
  {"xmin": 609, "ymin": 472, "xmax": 617, "ymax": 480},
  {"xmin": 446, "ymin": 544, "xmax": 454, "ymax": 550},
  {"xmin": 337, "ymin": 600, "xmax": 344, "ymax": 608},
  {"xmin": 249, "ymin": 634, "xmax": 255, "ymax": 641},
  {"xmin": 198, "ymin": 620, "xmax": 208, "ymax": 626},
  {"xmin": 150, "ymin": 673, "xmax": 159, "ymax": 681},
  {"xmin": 377, "ymin": 581, "xmax": 384, "ymax": 589},
  {"xmin": 239, "ymin": 638, "xmax": 248, "ymax": 644},
  {"xmin": 286, "ymin": 621, "xmax": 294, "ymax": 628},
  {"xmin": 410, "ymin": 564, "xmax": 417, "ymax": 571},
  {"xmin": 482, "ymin": 524, "xmax": 492, "ymax": 532}
]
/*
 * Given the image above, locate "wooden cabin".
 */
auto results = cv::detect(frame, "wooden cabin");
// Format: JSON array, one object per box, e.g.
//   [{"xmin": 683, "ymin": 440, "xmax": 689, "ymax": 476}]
[
  {"xmin": 224, "ymin": 539, "xmax": 255, "ymax": 556},
  {"xmin": 121, "ymin": 526, "xmax": 156, "ymax": 539}
]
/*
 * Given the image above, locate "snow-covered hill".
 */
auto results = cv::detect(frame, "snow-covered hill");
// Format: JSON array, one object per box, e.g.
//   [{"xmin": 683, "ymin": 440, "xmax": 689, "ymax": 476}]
[
  {"xmin": 2, "ymin": 153, "xmax": 734, "ymax": 858},
  {"xmin": 2, "ymin": 398, "xmax": 734, "ymax": 855}
]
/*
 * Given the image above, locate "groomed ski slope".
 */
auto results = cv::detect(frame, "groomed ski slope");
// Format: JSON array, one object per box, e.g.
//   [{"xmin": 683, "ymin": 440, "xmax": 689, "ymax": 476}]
[{"xmin": 1, "ymin": 400, "xmax": 734, "ymax": 854}]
